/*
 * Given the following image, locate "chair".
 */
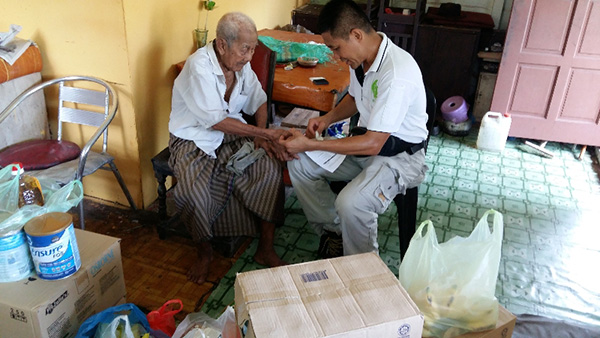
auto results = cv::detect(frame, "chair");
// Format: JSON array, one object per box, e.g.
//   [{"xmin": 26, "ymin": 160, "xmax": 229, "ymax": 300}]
[
  {"xmin": 250, "ymin": 39, "xmax": 277, "ymax": 123},
  {"xmin": 151, "ymin": 40, "xmax": 277, "ymax": 255},
  {"xmin": 377, "ymin": 0, "xmax": 427, "ymax": 55},
  {"xmin": 330, "ymin": 86, "xmax": 436, "ymax": 259},
  {"xmin": 396, "ymin": 86, "xmax": 436, "ymax": 257},
  {"xmin": 0, "ymin": 75, "xmax": 137, "ymax": 229}
]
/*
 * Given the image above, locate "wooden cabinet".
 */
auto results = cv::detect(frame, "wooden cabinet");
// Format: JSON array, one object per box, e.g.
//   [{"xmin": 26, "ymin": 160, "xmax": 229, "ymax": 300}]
[
  {"xmin": 415, "ymin": 24, "xmax": 481, "ymax": 108},
  {"xmin": 292, "ymin": 1, "xmax": 379, "ymax": 34}
]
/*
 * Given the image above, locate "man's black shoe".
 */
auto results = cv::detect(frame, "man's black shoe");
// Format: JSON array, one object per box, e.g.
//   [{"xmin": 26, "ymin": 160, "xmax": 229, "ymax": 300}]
[{"xmin": 317, "ymin": 230, "xmax": 343, "ymax": 259}]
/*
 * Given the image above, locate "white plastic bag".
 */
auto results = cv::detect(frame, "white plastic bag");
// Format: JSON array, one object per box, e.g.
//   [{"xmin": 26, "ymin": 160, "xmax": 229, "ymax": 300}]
[
  {"xmin": 172, "ymin": 306, "xmax": 240, "ymax": 338},
  {"xmin": 399, "ymin": 209, "xmax": 504, "ymax": 338}
]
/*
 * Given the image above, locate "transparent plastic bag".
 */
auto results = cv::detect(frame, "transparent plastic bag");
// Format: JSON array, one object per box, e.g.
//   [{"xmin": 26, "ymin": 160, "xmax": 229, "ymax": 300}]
[
  {"xmin": 172, "ymin": 306, "xmax": 240, "ymax": 338},
  {"xmin": 398, "ymin": 209, "xmax": 504, "ymax": 338},
  {"xmin": 0, "ymin": 164, "xmax": 83, "ymax": 236}
]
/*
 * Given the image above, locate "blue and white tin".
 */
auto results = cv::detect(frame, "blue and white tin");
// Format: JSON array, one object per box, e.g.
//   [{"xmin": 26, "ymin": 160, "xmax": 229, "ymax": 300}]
[
  {"xmin": 0, "ymin": 230, "xmax": 34, "ymax": 282},
  {"xmin": 24, "ymin": 212, "xmax": 81, "ymax": 280}
]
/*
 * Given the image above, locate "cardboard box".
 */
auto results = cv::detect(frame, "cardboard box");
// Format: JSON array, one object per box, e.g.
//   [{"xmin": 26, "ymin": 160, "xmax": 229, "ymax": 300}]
[
  {"xmin": 235, "ymin": 252, "xmax": 424, "ymax": 338},
  {"xmin": 456, "ymin": 305, "xmax": 516, "ymax": 338},
  {"xmin": 0, "ymin": 229, "xmax": 126, "ymax": 338}
]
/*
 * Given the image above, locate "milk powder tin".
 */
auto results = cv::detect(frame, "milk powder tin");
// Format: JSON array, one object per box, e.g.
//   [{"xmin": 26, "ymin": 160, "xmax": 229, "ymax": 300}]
[
  {"xmin": 0, "ymin": 230, "xmax": 34, "ymax": 282},
  {"xmin": 24, "ymin": 212, "xmax": 81, "ymax": 280}
]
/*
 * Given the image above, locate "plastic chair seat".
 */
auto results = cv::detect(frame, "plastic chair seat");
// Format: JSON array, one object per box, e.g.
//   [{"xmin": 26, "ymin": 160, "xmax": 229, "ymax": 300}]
[{"xmin": 0, "ymin": 139, "xmax": 81, "ymax": 170}]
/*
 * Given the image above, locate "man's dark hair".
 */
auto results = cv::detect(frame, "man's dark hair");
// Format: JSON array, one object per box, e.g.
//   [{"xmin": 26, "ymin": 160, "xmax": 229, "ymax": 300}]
[{"xmin": 317, "ymin": 0, "xmax": 374, "ymax": 39}]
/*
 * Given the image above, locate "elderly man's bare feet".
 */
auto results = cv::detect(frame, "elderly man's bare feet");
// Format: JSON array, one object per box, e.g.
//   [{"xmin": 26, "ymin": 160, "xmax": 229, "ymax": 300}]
[
  {"xmin": 188, "ymin": 243, "xmax": 213, "ymax": 284},
  {"xmin": 254, "ymin": 248, "xmax": 287, "ymax": 268}
]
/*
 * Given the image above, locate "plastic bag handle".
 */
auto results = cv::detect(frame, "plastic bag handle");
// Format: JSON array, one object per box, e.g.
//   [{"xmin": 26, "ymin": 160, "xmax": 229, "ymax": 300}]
[
  {"xmin": 412, "ymin": 220, "xmax": 439, "ymax": 247},
  {"xmin": 471, "ymin": 209, "xmax": 504, "ymax": 241},
  {"xmin": 152, "ymin": 299, "xmax": 183, "ymax": 317}
]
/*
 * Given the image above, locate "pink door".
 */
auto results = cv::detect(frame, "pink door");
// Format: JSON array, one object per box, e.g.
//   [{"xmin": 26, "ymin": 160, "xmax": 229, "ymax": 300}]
[{"xmin": 491, "ymin": 0, "xmax": 600, "ymax": 146}]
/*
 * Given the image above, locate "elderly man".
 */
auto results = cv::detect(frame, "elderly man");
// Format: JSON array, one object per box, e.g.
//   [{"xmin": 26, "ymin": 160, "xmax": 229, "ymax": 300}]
[
  {"xmin": 169, "ymin": 12, "xmax": 289, "ymax": 284},
  {"xmin": 280, "ymin": 0, "xmax": 428, "ymax": 258}
]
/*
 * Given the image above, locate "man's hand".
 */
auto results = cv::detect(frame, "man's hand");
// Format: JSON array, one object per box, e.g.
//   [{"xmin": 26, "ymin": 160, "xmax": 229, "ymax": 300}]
[{"xmin": 305, "ymin": 116, "xmax": 330, "ymax": 139}]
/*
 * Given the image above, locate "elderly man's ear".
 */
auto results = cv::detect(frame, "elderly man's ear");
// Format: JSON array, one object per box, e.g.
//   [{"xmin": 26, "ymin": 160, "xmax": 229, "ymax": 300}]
[{"xmin": 215, "ymin": 38, "xmax": 227, "ymax": 55}]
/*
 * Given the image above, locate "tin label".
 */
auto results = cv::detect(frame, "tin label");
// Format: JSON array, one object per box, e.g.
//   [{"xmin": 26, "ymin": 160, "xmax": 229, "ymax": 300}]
[
  {"xmin": 0, "ymin": 231, "xmax": 33, "ymax": 282},
  {"xmin": 27, "ymin": 224, "xmax": 81, "ymax": 280}
]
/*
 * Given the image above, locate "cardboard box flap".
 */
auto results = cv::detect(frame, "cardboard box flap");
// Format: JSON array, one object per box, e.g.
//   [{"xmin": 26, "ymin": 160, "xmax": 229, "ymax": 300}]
[
  {"xmin": 247, "ymin": 297, "xmax": 321, "ymax": 338},
  {"xmin": 349, "ymin": 278, "xmax": 420, "ymax": 324}
]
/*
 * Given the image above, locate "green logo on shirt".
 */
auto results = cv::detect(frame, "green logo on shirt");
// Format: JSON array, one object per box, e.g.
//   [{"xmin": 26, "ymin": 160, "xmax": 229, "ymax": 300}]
[{"xmin": 371, "ymin": 80, "xmax": 378, "ymax": 99}]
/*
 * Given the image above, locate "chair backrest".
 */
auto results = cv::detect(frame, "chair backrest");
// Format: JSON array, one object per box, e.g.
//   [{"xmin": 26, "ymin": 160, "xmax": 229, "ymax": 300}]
[
  {"xmin": 249, "ymin": 40, "xmax": 276, "ymax": 122},
  {"xmin": 57, "ymin": 77, "xmax": 116, "ymax": 154}
]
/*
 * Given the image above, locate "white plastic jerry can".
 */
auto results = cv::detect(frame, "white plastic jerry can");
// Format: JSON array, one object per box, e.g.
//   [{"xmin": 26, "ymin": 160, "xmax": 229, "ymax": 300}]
[{"xmin": 477, "ymin": 112, "xmax": 512, "ymax": 152}]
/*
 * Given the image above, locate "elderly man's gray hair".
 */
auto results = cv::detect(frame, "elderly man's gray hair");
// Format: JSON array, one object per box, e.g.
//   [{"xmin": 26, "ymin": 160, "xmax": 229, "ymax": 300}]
[{"xmin": 216, "ymin": 12, "xmax": 257, "ymax": 46}]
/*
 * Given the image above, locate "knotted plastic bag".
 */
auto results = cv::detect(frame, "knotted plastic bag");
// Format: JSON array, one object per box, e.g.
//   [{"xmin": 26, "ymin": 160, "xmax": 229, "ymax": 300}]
[
  {"xmin": 398, "ymin": 209, "xmax": 504, "ymax": 338},
  {"xmin": 147, "ymin": 299, "xmax": 183, "ymax": 337},
  {"xmin": 0, "ymin": 164, "xmax": 83, "ymax": 236}
]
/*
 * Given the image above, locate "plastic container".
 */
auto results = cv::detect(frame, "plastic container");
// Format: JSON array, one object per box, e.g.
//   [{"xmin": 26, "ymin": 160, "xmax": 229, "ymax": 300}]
[
  {"xmin": 11, "ymin": 163, "xmax": 44, "ymax": 208},
  {"xmin": 441, "ymin": 96, "xmax": 469, "ymax": 123},
  {"xmin": 477, "ymin": 112, "xmax": 512, "ymax": 152}
]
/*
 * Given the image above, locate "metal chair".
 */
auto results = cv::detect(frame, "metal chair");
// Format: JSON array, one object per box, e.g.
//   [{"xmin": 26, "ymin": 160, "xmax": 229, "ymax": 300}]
[{"xmin": 0, "ymin": 75, "xmax": 137, "ymax": 229}]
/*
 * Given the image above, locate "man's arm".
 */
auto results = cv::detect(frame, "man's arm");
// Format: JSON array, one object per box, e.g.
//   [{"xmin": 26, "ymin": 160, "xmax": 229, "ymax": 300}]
[{"xmin": 280, "ymin": 128, "xmax": 389, "ymax": 156}]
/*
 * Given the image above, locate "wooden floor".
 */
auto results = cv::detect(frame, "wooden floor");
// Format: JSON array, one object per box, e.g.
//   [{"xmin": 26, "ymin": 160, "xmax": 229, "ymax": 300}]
[{"xmin": 71, "ymin": 197, "xmax": 249, "ymax": 321}]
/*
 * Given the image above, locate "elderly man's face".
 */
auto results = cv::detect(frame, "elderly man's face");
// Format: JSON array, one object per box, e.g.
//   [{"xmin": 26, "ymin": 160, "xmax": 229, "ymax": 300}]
[{"xmin": 219, "ymin": 29, "xmax": 258, "ymax": 72}]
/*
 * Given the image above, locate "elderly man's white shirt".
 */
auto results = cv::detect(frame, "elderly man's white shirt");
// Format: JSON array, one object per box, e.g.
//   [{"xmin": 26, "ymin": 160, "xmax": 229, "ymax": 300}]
[{"xmin": 169, "ymin": 41, "xmax": 267, "ymax": 158}]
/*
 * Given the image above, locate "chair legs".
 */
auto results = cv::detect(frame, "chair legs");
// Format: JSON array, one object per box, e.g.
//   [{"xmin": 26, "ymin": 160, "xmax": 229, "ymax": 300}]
[
  {"xmin": 395, "ymin": 187, "xmax": 419, "ymax": 259},
  {"xmin": 78, "ymin": 200, "xmax": 85, "ymax": 230},
  {"xmin": 108, "ymin": 160, "xmax": 138, "ymax": 210}
]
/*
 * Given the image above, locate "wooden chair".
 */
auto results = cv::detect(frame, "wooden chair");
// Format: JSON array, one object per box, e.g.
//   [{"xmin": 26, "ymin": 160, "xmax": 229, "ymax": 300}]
[
  {"xmin": 151, "ymin": 41, "xmax": 277, "ymax": 256},
  {"xmin": 377, "ymin": 0, "xmax": 427, "ymax": 55}
]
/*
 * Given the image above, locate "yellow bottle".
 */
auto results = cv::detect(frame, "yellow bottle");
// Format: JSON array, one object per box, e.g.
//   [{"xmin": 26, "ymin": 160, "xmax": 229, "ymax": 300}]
[{"xmin": 11, "ymin": 163, "xmax": 44, "ymax": 207}]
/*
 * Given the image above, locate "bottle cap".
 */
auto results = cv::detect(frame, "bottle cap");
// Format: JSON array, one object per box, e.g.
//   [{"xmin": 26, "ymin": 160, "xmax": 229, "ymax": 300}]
[{"xmin": 11, "ymin": 162, "xmax": 24, "ymax": 175}]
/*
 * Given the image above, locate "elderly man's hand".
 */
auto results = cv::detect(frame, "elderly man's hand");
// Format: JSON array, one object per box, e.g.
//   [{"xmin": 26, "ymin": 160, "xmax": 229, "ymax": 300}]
[
  {"xmin": 278, "ymin": 129, "xmax": 310, "ymax": 156},
  {"xmin": 266, "ymin": 128, "xmax": 292, "ymax": 143},
  {"xmin": 255, "ymin": 137, "xmax": 296, "ymax": 162}
]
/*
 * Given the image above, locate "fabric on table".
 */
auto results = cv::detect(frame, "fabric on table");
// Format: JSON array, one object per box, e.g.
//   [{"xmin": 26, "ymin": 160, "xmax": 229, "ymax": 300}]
[
  {"xmin": 257, "ymin": 35, "xmax": 332, "ymax": 63},
  {"xmin": 168, "ymin": 134, "xmax": 284, "ymax": 241}
]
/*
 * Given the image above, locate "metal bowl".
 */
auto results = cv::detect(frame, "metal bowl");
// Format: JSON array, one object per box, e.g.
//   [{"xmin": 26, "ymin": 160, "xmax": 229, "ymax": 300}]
[{"xmin": 297, "ymin": 56, "xmax": 318, "ymax": 67}]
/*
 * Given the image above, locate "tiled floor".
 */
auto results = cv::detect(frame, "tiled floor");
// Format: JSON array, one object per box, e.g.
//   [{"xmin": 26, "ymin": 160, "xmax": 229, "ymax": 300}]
[{"xmin": 200, "ymin": 128, "xmax": 600, "ymax": 328}]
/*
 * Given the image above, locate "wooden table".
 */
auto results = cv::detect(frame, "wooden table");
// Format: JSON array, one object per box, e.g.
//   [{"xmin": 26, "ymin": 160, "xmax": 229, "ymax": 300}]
[{"xmin": 258, "ymin": 29, "xmax": 350, "ymax": 112}]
